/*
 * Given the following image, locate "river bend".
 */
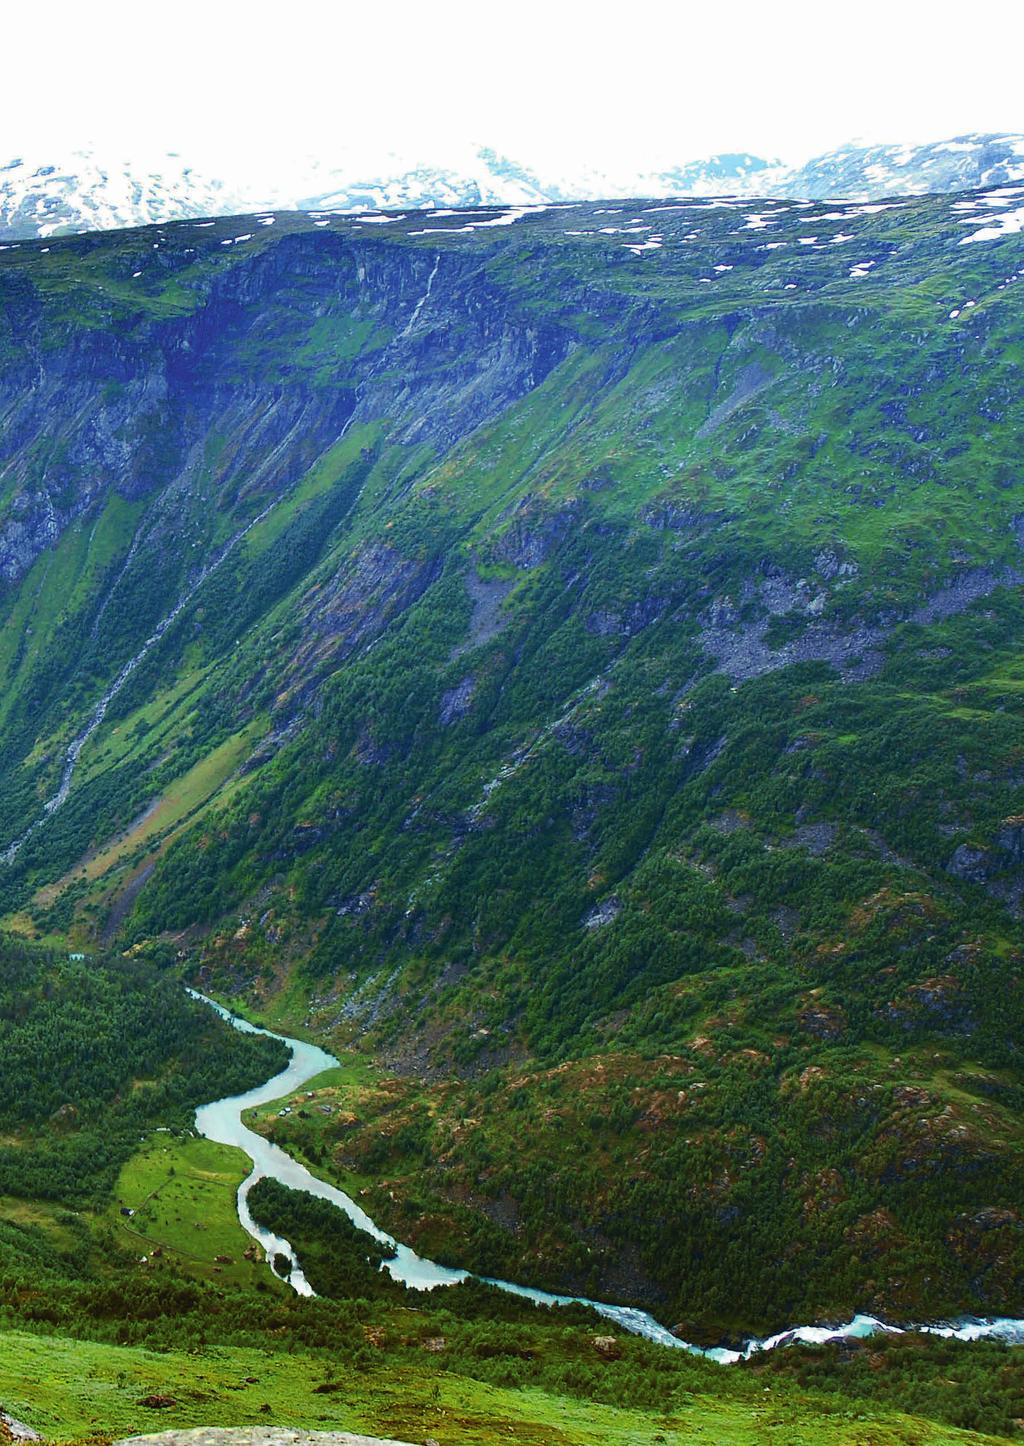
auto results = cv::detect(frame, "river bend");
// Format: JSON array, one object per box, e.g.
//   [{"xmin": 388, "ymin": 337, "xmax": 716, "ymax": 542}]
[{"xmin": 191, "ymin": 990, "xmax": 1024, "ymax": 1363}]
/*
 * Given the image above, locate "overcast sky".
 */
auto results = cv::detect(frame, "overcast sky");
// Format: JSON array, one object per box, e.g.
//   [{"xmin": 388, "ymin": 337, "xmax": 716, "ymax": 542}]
[{"xmin": 7, "ymin": 0, "xmax": 1023, "ymax": 182}]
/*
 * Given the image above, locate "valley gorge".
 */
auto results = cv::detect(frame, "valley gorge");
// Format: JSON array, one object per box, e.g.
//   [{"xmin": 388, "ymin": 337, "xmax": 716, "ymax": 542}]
[{"xmin": 4, "ymin": 183, "xmax": 1024, "ymax": 1443}]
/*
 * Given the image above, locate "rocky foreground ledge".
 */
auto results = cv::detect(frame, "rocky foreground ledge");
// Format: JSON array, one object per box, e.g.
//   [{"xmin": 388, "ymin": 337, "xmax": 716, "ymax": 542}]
[
  {"xmin": 0, "ymin": 1413, "xmax": 42, "ymax": 1442},
  {"xmin": 116, "ymin": 1431, "xmax": 422, "ymax": 1446}
]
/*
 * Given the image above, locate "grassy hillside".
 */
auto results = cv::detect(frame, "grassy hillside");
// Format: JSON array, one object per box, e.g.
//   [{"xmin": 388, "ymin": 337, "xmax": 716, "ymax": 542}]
[{"xmin": 6, "ymin": 1326, "xmax": 1019, "ymax": 1446}]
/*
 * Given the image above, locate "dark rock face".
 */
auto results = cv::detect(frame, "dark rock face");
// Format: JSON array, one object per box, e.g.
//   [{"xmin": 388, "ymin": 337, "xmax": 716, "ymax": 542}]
[
  {"xmin": 642, "ymin": 502, "xmax": 729, "ymax": 533},
  {"xmin": 585, "ymin": 595, "xmax": 667, "ymax": 638},
  {"xmin": 911, "ymin": 566, "xmax": 1023, "ymax": 626},
  {"xmin": 698, "ymin": 599, "xmax": 886, "ymax": 683},
  {"xmin": 450, "ymin": 570, "xmax": 515, "ymax": 660},
  {"xmin": 882, "ymin": 975, "xmax": 976, "ymax": 1037},
  {"xmin": 798, "ymin": 999, "xmax": 847, "ymax": 1040},
  {"xmin": 792, "ymin": 821, "xmax": 837, "ymax": 857},
  {"xmin": 948, "ymin": 842, "xmax": 992, "ymax": 885},
  {"xmin": 492, "ymin": 498, "xmax": 581, "ymax": 569},
  {"xmin": 698, "ymin": 564, "xmax": 1024, "ymax": 684},
  {"xmin": 289, "ymin": 543, "xmax": 441, "ymax": 687},
  {"xmin": 696, "ymin": 360, "xmax": 772, "ymax": 437},
  {"xmin": 814, "ymin": 548, "xmax": 859, "ymax": 582},
  {"xmin": 947, "ymin": 818, "xmax": 1024, "ymax": 915},
  {"xmin": 439, "ymin": 675, "xmax": 476, "ymax": 724},
  {"xmin": 0, "ymin": 235, "xmax": 573, "ymax": 589}
]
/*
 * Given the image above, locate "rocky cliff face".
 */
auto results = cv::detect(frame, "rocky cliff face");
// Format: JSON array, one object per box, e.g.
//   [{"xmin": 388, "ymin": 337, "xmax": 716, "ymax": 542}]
[{"xmin": 0, "ymin": 231, "xmax": 569, "ymax": 588}]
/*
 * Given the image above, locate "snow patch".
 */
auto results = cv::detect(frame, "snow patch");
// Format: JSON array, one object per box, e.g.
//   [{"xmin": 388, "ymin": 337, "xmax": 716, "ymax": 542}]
[{"xmin": 960, "ymin": 207, "xmax": 1024, "ymax": 244}]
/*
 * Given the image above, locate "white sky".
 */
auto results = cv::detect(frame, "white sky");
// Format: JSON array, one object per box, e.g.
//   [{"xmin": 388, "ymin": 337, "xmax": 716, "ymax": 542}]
[{"xmin": 6, "ymin": 0, "xmax": 1024, "ymax": 183}]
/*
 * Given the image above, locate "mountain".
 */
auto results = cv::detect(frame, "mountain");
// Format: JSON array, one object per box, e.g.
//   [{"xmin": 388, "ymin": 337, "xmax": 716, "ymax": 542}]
[
  {"xmin": 0, "ymin": 150, "xmax": 249, "ymax": 239},
  {"xmin": 3, "ymin": 182, "xmax": 1024, "ymax": 1357},
  {"xmin": 790, "ymin": 133, "xmax": 1024, "ymax": 199},
  {"xmin": 295, "ymin": 145, "xmax": 555, "ymax": 212},
  {"xmin": 3, "ymin": 134, "xmax": 1023, "ymax": 239}
]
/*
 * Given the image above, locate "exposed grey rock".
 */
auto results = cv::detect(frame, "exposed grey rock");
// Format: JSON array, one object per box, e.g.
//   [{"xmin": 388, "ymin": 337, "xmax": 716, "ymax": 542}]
[
  {"xmin": 861, "ymin": 829, "xmax": 912, "ymax": 869},
  {"xmin": 773, "ymin": 904, "xmax": 800, "ymax": 940},
  {"xmin": 994, "ymin": 819, "xmax": 1024, "ymax": 864},
  {"xmin": 698, "ymin": 565, "xmax": 1022, "ymax": 684},
  {"xmin": 1, "ymin": 1412, "xmax": 41, "ymax": 1442},
  {"xmin": 709, "ymin": 809, "xmax": 750, "ymax": 834},
  {"xmin": 947, "ymin": 822, "xmax": 1024, "ymax": 916},
  {"xmin": 288, "ymin": 543, "xmax": 440, "ymax": 686},
  {"xmin": 814, "ymin": 548, "xmax": 859, "ymax": 582},
  {"xmin": 950, "ymin": 841, "xmax": 996, "ymax": 884},
  {"xmin": 585, "ymin": 596, "xmax": 667, "ymax": 638},
  {"xmin": 353, "ymin": 729, "xmax": 396, "ymax": 767},
  {"xmin": 910, "ymin": 566, "xmax": 1022, "ymax": 626},
  {"xmin": 551, "ymin": 720, "xmax": 593, "ymax": 756},
  {"xmin": 642, "ymin": 502, "xmax": 729, "ymax": 533},
  {"xmin": 883, "ymin": 975, "xmax": 976, "ymax": 1036},
  {"xmin": 491, "ymin": 497, "xmax": 580, "ymax": 569},
  {"xmin": 450, "ymin": 570, "xmax": 515, "ymax": 660},
  {"xmin": 696, "ymin": 361, "xmax": 772, "ymax": 438},
  {"xmin": 439, "ymin": 675, "xmax": 476, "ymax": 725},
  {"xmin": 570, "ymin": 783, "xmax": 619, "ymax": 840},
  {"xmin": 334, "ymin": 889, "xmax": 376, "ymax": 918},
  {"xmin": 676, "ymin": 734, "xmax": 728, "ymax": 776},
  {"xmin": 792, "ymin": 821, "xmax": 837, "ymax": 857},
  {"xmin": 241, "ymin": 719, "xmax": 303, "ymax": 774},
  {"xmin": 702, "ymin": 614, "xmax": 887, "ymax": 682},
  {"xmin": 338, "ymin": 966, "xmax": 401, "ymax": 1026},
  {"xmin": 583, "ymin": 897, "xmax": 621, "ymax": 929},
  {"xmin": 799, "ymin": 999, "xmax": 846, "ymax": 1040},
  {"xmin": 0, "ymin": 237, "xmax": 572, "ymax": 589},
  {"xmin": 116, "ymin": 1432, "xmax": 416, "ymax": 1446}
]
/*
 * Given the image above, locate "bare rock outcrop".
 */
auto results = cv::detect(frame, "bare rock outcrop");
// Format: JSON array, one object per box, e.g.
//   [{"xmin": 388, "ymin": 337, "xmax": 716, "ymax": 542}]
[{"xmin": 116, "ymin": 1431, "xmax": 418, "ymax": 1446}]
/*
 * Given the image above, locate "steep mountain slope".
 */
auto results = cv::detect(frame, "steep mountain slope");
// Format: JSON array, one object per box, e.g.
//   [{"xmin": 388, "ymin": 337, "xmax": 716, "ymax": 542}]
[
  {"xmin": 3, "ymin": 135, "xmax": 1023, "ymax": 239},
  {"xmin": 2, "ymin": 187, "xmax": 1024, "ymax": 1339}
]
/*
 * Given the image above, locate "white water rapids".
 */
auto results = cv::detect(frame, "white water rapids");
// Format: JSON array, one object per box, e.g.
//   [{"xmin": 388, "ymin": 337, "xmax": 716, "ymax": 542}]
[{"xmin": 191, "ymin": 990, "xmax": 1024, "ymax": 1363}]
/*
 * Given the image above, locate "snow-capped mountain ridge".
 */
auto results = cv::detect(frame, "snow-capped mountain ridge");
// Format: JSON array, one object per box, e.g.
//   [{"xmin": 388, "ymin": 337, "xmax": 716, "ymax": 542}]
[
  {"xmin": 2, "ymin": 134, "xmax": 1023, "ymax": 241},
  {"xmin": 0, "ymin": 151, "xmax": 249, "ymax": 239},
  {"xmin": 789, "ymin": 133, "xmax": 1024, "ymax": 201}
]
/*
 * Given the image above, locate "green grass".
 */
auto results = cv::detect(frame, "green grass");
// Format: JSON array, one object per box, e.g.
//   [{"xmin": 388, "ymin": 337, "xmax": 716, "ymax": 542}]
[
  {"xmin": 77, "ymin": 667, "xmax": 210, "ymax": 785},
  {"xmin": 0, "ymin": 1328, "xmax": 1009, "ymax": 1445},
  {"xmin": 103, "ymin": 1134, "xmax": 269, "ymax": 1289},
  {"xmin": 245, "ymin": 424, "xmax": 386, "ymax": 558}
]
